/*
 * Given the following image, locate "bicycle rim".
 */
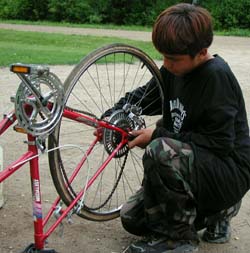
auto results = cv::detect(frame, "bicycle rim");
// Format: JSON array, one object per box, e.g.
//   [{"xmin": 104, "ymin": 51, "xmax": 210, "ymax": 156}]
[{"xmin": 48, "ymin": 43, "xmax": 163, "ymax": 221}]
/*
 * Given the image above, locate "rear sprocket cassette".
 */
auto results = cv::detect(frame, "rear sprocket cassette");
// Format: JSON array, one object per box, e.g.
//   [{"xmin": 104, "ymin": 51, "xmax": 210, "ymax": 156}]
[{"xmin": 103, "ymin": 110, "xmax": 134, "ymax": 158}]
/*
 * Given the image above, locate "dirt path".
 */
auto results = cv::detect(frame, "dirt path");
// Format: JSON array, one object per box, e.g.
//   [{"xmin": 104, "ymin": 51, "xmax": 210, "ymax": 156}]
[
  {"xmin": 0, "ymin": 23, "xmax": 152, "ymax": 41},
  {"xmin": 0, "ymin": 24, "xmax": 250, "ymax": 253}
]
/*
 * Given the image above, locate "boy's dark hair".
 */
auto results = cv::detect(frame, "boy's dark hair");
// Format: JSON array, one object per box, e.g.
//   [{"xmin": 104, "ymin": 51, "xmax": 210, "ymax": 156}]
[{"xmin": 152, "ymin": 3, "xmax": 213, "ymax": 57}]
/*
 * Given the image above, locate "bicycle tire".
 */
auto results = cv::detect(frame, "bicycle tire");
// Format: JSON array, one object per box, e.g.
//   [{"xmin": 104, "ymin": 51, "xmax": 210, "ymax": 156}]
[{"xmin": 48, "ymin": 43, "xmax": 163, "ymax": 221}]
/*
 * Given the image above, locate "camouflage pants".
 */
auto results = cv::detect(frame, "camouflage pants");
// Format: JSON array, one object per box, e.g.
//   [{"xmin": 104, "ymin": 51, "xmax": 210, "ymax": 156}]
[{"xmin": 120, "ymin": 137, "xmax": 241, "ymax": 241}]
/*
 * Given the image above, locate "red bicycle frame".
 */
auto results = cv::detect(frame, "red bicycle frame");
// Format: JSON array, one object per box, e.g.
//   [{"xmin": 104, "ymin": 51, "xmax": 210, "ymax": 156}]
[{"xmin": 0, "ymin": 107, "xmax": 129, "ymax": 252}]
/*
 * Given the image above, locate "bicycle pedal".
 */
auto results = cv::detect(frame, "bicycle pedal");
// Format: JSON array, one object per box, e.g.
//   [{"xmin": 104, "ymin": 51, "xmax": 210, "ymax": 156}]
[
  {"xmin": 10, "ymin": 63, "xmax": 49, "ymax": 76},
  {"xmin": 13, "ymin": 124, "xmax": 27, "ymax": 134}
]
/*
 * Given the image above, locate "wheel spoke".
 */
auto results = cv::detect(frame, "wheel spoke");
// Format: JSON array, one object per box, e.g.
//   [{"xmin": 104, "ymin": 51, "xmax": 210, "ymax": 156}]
[{"xmin": 48, "ymin": 44, "xmax": 163, "ymax": 221}]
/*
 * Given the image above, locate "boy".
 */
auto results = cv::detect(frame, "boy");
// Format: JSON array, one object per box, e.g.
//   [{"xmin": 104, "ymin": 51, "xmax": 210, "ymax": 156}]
[{"xmin": 113, "ymin": 3, "xmax": 250, "ymax": 253}]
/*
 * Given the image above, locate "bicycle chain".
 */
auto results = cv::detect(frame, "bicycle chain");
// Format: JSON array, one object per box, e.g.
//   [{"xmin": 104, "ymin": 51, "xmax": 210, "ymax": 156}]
[
  {"xmin": 64, "ymin": 106, "xmax": 98, "ymax": 119},
  {"xmin": 51, "ymin": 106, "xmax": 130, "ymax": 212},
  {"xmin": 86, "ymin": 151, "xmax": 128, "ymax": 211}
]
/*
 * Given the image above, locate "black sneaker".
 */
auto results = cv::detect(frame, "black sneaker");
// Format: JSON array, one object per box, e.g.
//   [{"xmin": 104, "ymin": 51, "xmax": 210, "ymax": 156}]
[
  {"xmin": 202, "ymin": 219, "xmax": 231, "ymax": 243},
  {"xmin": 125, "ymin": 235, "xmax": 198, "ymax": 253}
]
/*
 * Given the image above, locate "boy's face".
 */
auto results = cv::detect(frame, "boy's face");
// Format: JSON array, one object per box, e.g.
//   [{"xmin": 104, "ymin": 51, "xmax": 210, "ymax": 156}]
[{"xmin": 163, "ymin": 52, "xmax": 205, "ymax": 76}]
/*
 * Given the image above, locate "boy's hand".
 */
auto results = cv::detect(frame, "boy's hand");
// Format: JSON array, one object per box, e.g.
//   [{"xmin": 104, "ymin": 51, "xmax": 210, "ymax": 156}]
[{"xmin": 128, "ymin": 128, "xmax": 154, "ymax": 149}]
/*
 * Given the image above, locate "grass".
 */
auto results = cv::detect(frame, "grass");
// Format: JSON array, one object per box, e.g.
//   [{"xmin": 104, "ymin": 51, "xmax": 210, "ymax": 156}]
[
  {"xmin": 1, "ymin": 20, "xmax": 250, "ymax": 67},
  {"xmin": 0, "ymin": 29, "xmax": 161, "ymax": 67},
  {"xmin": 216, "ymin": 28, "xmax": 250, "ymax": 37}
]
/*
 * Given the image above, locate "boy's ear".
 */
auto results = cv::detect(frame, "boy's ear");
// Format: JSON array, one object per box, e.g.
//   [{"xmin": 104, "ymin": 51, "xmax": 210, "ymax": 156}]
[{"xmin": 199, "ymin": 48, "xmax": 208, "ymax": 56}]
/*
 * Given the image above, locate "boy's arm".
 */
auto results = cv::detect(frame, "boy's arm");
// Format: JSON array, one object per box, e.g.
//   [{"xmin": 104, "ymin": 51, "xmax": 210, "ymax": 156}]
[
  {"xmin": 151, "ymin": 70, "xmax": 242, "ymax": 157},
  {"xmin": 102, "ymin": 77, "xmax": 162, "ymax": 118},
  {"xmin": 151, "ymin": 103, "xmax": 237, "ymax": 156}
]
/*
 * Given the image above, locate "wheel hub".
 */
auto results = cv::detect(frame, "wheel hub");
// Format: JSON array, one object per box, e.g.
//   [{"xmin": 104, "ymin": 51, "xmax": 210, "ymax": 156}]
[{"xmin": 103, "ymin": 110, "xmax": 134, "ymax": 158}]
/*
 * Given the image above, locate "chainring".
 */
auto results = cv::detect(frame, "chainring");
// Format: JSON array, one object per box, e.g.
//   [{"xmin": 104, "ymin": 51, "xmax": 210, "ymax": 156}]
[{"xmin": 15, "ymin": 72, "xmax": 64, "ymax": 136}]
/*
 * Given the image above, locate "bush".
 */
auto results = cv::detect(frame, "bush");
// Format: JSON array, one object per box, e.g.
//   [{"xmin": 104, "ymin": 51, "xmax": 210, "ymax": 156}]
[
  {"xmin": 201, "ymin": 0, "xmax": 250, "ymax": 30},
  {"xmin": 0, "ymin": 0, "xmax": 33, "ymax": 20},
  {"xmin": 99, "ymin": 0, "xmax": 187, "ymax": 26},
  {"xmin": 0, "ymin": 0, "xmax": 190, "ymax": 25},
  {"xmin": 0, "ymin": 0, "xmax": 49, "ymax": 20},
  {"xmin": 0, "ymin": 0, "xmax": 249, "ymax": 30}
]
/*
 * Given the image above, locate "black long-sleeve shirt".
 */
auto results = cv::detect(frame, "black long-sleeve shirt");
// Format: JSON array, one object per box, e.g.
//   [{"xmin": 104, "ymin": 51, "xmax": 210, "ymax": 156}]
[
  {"xmin": 114, "ymin": 55, "xmax": 250, "ymax": 164},
  {"xmin": 112, "ymin": 55, "xmax": 250, "ymax": 211},
  {"xmin": 154, "ymin": 56, "xmax": 250, "ymax": 163}
]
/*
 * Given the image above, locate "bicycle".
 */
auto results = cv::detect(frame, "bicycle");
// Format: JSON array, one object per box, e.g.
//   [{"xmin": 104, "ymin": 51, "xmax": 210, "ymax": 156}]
[{"xmin": 0, "ymin": 43, "xmax": 163, "ymax": 252}]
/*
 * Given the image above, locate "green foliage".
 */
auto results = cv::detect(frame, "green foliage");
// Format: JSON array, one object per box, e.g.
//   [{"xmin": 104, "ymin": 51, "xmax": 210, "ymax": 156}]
[
  {"xmin": 0, "ymin": 0, "xmax": 32, "ymax": 20},
  {"xmin": 48, "ymin": 0, "xmax": 94, "ymax": 23},
  {"xmin": 0, "ymin": 0, "xmax": 249, "ymax": 30},
  {"xmin": 200, "ymin": 0, "xmax": 250, "ymax": 29},
  {"xmin": 0, "ymin": 0, "xmax": 189, "ymax": 25},
  {"xmin": 0, "ymin": 0, "xmax": 48, "ymax": 20},
  {"xmin": 32, "ymin": 0, "xmax": 49, "ymax": 20},
  {"xmin": 101, "ymin": 0, "xmax": 187, "ymax": 26}
]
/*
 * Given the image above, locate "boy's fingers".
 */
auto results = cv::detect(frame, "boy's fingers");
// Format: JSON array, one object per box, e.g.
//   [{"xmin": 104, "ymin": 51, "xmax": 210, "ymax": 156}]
[
  {"xmin": 129, "ymin": 129, "xmax": 143, "ymax": 136},
  {"xmin": 128, "ymin": 139, "xmax": 136, "ymax": 149}
]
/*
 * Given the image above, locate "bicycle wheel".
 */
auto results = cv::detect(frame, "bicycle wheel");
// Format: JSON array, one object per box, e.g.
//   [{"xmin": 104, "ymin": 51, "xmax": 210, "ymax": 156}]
[{"xmin": 48, "ymin": 43, "xmax": 163, "ymax": 221}]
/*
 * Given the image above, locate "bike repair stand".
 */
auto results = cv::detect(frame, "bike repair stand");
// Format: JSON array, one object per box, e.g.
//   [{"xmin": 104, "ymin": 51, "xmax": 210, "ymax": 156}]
[
  {"xmin": 21, "ymin": 134, "xmax": 57, "ymax": 253},
  {"xmin": 22, "ymin": 244, "xmax": 57, "ymax": 253}
]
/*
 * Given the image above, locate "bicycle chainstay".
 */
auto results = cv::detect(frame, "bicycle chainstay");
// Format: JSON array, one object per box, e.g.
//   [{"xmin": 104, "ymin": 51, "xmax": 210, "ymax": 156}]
[{"xmin": 51, "ymin": 106, "xmax": 139, "ymax": 212}]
